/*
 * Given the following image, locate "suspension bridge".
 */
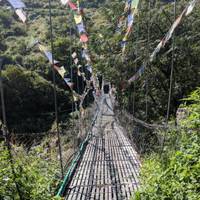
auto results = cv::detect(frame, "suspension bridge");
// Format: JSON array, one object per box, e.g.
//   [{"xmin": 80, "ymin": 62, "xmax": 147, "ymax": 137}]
[
  {"xmin": 1, "ymin": 0, "xmax": 199, "ymax": 199},
  {"xmin": 65, "ymin": 94, "xmax": 140, "ymax": 200},
  {"xmin": 56, "ymin": 92, "xmax": 141, "ymax": 199}
]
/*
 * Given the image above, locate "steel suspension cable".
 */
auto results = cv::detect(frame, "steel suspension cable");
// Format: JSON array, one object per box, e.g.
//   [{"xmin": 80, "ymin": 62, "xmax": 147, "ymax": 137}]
[
  {"xmin": 69, "ymin": 14, "xmax": 76, "ymax": 157},
  {"xmin": 145, "ymin": 0, "xmax": 152, "ymax": 120},
  {"xmin": 132, "ymin": 9, "xmax": 141, "ymax": 116},
  {"xmin": 74, "ymin": 25, "xmax": 83, "ymax": 144},
  {"xmin": 166, "ymin": 0, "xmax": 176, "ymax": 124},
  {"xmin": 160, "ymin": 0, "xmax": 177, "ymax": 154},
  {"xmin": 48, "ymin": 0, "xmax": 64, "ymax": 178}
]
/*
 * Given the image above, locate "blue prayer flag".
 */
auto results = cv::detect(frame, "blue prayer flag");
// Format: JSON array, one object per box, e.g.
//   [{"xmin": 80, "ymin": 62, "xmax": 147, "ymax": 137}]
[
  {"xmin": 7, "ymin": 0, "xmax": 25, "ymax": 9},
  {"xmin": 77, "ymin": 22, "xmax": 85, "ymax": 34},
  {"xmin": 127, "ymin": 14, "xmax": 134, "ymax": 27}
]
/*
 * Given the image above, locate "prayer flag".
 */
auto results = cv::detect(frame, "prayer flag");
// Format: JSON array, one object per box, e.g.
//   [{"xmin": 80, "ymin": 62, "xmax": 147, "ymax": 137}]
[
  {"xmin": 163, "ymin": 9, "xmax": 186, "ymax": 46},
  {"xmin": 68, "ymin": 1, "xmax": 77, "ymax": 10},
  {"xmin": 64, "ymin": 79, "xmax": 74, "ymax": 88},
  {"xmin": 38, "ymin": 44, "xmax": 59, "ymax": 64},
  {"xmin": 128, "ymin": 0, "xmax": 197, "ymax": 83},
  {"xmin": 131, "ymin": 0, "xmax": 140, "ymax": 10},
  {"xmin": 15, "ymin": 9, "xmax": 26, "ymax": 23},
  {"xmin": 57, "ymin": 66, "xmax": 66, "ymax": 78},
  {"xmin": 77, "ymin": 22, "xmax": 85, "ymax": 33},
  {"xmin": 72, "ymin": 52, "xmax": 77, "ymax": 58},
  {"xmin": 127, "ymin": 13, "xmax": 134, "ymax": 27},
  {"xmin": 86, "ymin": 65, "xmax": 92, "ymax": 73},
  {"xmin": 44, "ymin": 51, "xmax": 59, "ymax": 64},
  {"xmin": 74, "ymin": 14, "xmax": 82, "ymax": 24},
  {"xmin": 80, "ymin": 34, "xmax": 88, "ymax": 43},
  {"xmin": 82, "ymin": 49, "xmax": 90, "ymax": 61},
  {"xmin": 74, "ymin": 58, "xmax": 79, "ymax": 64},
  {"xmin": 53, "ymin": 65, "xmax": 66, "ymax": 78},
  {"xmin": 185, "ymin": 0, "xmax": 197, "ymax": 16},
  {"xmin": 60, "ymin": 0, "xmax": 69, "ymax": 5},
  {"xmin": 7, "ymin": 0, "xmax": 25, "ymax": 9},
  {"xmin": 150, "ymin": 39, "xmax": 164, "ymax": 62}
]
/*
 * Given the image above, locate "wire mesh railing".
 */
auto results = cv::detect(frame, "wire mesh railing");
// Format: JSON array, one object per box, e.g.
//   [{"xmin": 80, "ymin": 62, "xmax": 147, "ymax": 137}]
[{"xmin": 0, "ymin": 94, "xmax": 98, "ymax": 198}]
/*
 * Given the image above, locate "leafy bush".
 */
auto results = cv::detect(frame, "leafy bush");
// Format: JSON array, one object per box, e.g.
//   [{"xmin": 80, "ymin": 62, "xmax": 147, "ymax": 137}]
[
  {"xmin": 0, "ymin": 141, "xmax": 61, "ymax": 200},
  {"xmin": 0, "ymin": 66, "xmax": 70, "ymax": 133},
  {"xmin": 132, "ymin": 88, "xmax": 200, "ymax": 200}
]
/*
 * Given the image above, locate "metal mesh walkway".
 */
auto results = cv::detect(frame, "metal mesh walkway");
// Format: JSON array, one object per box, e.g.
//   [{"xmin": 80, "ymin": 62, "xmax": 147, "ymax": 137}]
[{"xmin": 65, "ymin": 94, "xmax": 140, "ymax": 200}]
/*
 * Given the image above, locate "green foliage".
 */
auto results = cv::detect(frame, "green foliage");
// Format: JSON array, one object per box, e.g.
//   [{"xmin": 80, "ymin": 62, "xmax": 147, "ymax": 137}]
[
  {"xmin": 88, "ymin": 0, "xmax": 200, "ymax": 121},
  {"xmin": 1, "ymin": 66, "xmax": 71, "ymax": 132},
  {"xmin": 132, "ymin": 88, "xmax": 200, "ymax": 200},
  {"xmin": 1, "ymin": 0, "xmax": 200, "ymax": 198},
  {"xmin": 181, "ymin": 87, "xmax": 200, "ymax": 128},
  {"xmin": 0, "ymin": 141, "xmax": 60, "ymax": 200},
  {"xmin": 0, "ymin": 0, "xmax": 75, "ymax": 133}
]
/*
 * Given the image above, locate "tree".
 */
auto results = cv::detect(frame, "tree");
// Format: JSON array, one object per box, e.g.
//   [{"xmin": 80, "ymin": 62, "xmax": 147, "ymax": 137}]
[{"xmin": 0, "ymin": 66, "xmax": 71, "ymax": 133}]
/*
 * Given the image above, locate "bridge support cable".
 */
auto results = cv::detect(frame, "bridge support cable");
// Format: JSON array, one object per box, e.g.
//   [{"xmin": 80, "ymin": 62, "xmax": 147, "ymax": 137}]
[
  {"xmin": 132, "ymin": 14, "xmax": 140, "ymax": 116},
  {"xmin": 48, "ymin": 0, "xmax": 64, "ymax": 179},
  {"xmin": 166, "ymin": 0, "xmax": 176, "ymax": 124},
  {"xmin": 69, "ymin": 20, "xmax": 76, "ymax": 157},
  {"xmin": 0, "ymin": 58, "xmax": 23, "ymax": 200},
  {"xmin": 145, "ymin": 0, "xmax": 152, "ymax": 121},
  {"xmin": 162, "ymin": 0, "xmax": 177, "ymax": 154}
]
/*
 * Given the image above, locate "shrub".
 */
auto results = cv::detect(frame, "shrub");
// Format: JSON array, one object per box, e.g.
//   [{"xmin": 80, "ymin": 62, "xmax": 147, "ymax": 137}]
[
  {"xmin": 133, "ymin": 88, "xmax": 200, "ymax": 200},
  {"xmin": 0, "ymin": 140, "xmax": 60, "ymax": 200}
]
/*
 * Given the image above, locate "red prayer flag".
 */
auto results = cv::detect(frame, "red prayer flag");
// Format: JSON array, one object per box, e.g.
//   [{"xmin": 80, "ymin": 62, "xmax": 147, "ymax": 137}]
[
  {"xmin": 67, "ymin": 1, "xmax": 77, "ymax": 10},
  {"xmin": 80, "ymin": 34, "xmax": 88, "ymax": 43},
  {"xmin": 53, "ymin": 64, "xmax": 60, "ymax": 71}
]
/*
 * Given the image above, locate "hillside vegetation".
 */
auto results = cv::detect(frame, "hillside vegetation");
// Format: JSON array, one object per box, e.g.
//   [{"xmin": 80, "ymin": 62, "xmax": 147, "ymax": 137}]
[
  {"xmin": 0, "ymin": 0, "xmax": 200, "ymax": 199},
  {"xmin": 133, "ymin": 88, "xmax": 200, "ymax": 199}
]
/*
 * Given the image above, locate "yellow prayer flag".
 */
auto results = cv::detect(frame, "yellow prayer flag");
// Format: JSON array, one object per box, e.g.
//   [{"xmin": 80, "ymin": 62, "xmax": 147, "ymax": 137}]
[
  {"xmin": 80, "ymin": 107, "xmax": 85, "ymax": 117},
  {"xmin": 122, "ymin": 34, "xmax": 128, "ymax": 42},
  {"xmin": 74, "ymin": 14, "xmax": 82, "ymax": 24},
  {"xmin": 82, "ymin": 43, "xmax": 88, "ymax": 49},
  {"xmin": 73, "ymin": 94, "xmax": 79, "ymax": 102},
  {"xmin": 38, "ymin": 44, "xmax": 48, "ymax": 52},
  {"xmin": 57, "ymin": 66, "xmax": 66, "ymax": 78},
  {"xmin": 131, "ymin": 0, "xmax": 139, "ymax": 10}
]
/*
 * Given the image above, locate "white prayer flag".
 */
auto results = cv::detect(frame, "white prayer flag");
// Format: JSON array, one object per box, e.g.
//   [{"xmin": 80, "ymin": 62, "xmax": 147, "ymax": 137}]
[
  {"xmin": 60, "ymin": 0, "xmax": 69, "ymax": 5},
  {"xmin": 15, "ymin": 8, "xmax": 26, "ymax": 23}
]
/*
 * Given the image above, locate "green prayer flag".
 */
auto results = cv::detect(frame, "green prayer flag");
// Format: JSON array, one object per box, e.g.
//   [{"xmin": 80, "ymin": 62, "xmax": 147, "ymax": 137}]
[{"xmin": 131, "ymin": 0, "xmax": 139, "ymax": 9}]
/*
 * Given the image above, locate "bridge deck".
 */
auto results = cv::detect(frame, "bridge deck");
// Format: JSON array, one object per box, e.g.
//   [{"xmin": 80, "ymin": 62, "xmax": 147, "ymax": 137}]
[{"xmin": 65, "ymin": 95, "xmax": 140, "ymax": 200}]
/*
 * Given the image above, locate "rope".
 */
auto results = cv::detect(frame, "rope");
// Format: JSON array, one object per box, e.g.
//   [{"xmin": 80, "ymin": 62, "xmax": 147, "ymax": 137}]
[
  {"xmin": 121, "ymin": 110, "xmax": 167, "ymax": 130},
  {"xmin": 48, "ymin": 0, "xmax": 64, "ymax": 179},
  {"xmin": 132, "ymin": 116, "xmax": 167, "ymax": 130}
]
